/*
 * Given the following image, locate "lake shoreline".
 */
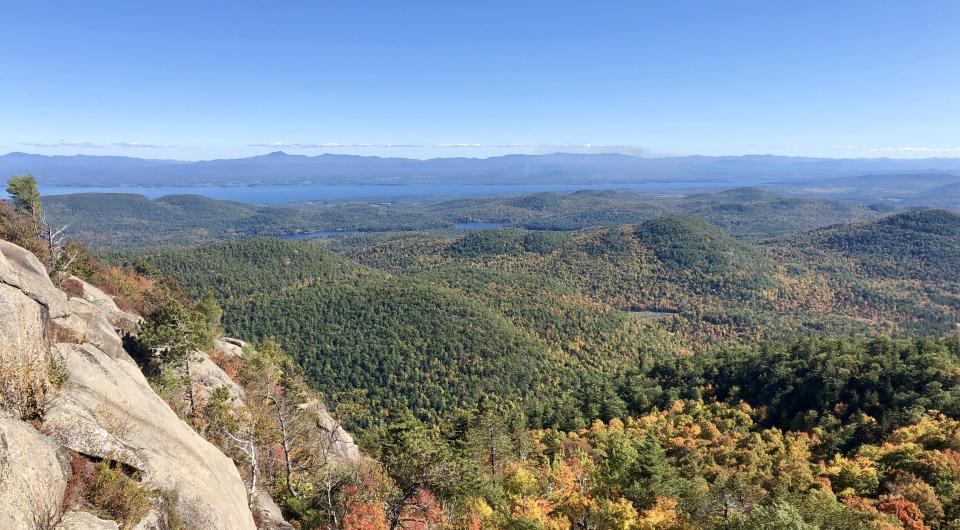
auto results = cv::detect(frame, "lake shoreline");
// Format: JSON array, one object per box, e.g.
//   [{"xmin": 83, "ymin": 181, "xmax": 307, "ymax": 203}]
[{"xmin": 31, "ymin": 181, "xmax": 765, "ymax": 205}]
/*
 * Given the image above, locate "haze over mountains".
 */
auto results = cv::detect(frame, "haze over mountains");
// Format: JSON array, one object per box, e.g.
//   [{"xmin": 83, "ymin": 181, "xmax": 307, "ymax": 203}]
[{"xmin": 6, "ymin": 150, "xmax": 960, "ymax": 187}]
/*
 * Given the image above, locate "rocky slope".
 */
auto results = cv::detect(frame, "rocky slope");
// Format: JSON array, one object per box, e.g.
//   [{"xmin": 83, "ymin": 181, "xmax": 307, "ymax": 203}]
[{"xmin": 0, "ymin": 239, "xmax": 270, "ymax": 528}]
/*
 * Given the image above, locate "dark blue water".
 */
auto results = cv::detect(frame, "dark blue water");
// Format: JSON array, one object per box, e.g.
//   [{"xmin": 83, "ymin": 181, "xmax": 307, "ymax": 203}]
[
  {"xmin": 454, "ymin": 222, "xmax": 506, "ymax": 230},
  {"xmin": 278, "ymin": 230, "xmax": 349, "ymax": 239},
  {"xmin": 33, "ymin": 181, "xmax": 753, "ymax": 204},
  {"xmin": 278, "ymin": 222, "xmax": 508, "ymax": 240}
]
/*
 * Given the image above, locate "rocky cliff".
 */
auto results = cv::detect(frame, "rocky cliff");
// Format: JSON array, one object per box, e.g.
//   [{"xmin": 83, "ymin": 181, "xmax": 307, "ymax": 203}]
[{"xmin": 0, "ymin": 239, "xmax": 258, "ymax": 529}]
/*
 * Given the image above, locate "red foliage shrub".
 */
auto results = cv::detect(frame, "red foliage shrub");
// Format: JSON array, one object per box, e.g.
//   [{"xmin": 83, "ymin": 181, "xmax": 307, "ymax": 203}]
[
  {"xmin": 878, "ymin": 499, "xmax": 928, "ymax": 530},
  {"xmin": 62, "ymin": 451, "xmax": 98, "ymax": 511},
  {"xmin": 342, "ymin": 499, "xmax": 388, "ymax": 530},
  {"xmin": 60, "ymin": 277, "xmax": 86, "ymax": 297}
]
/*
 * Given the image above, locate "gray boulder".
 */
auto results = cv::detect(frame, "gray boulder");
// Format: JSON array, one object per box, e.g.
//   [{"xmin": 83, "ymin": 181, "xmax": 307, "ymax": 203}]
[
  {"xmin": 0, "ymin": 281, "xmax": 50, "ymax": 373},
  {"xmin": 214, "ymin": 337, "xmax": 247, "ymax": 358},
  {"xmin": 44, "ymin": 341, "xmax": 254, "ymax": 529},
  {"xmin": 0, "ymin": 239, "xmax": 257, "ymax": 530},
  {"xmin": 0, "ymin": 239, "xmax": 70, "ymax": 318},
  {"xmin": 190, "ymin": 349, "xmax": 245, "ymax": 402},
  {"xmin": 59, "ymin": 511, "xmax": 121, "ymax": 530},
  {"xmin": 63, "ymin": 275, "xmax": 141, "ymax": 331},
  {"xmin": 254, "ymin": 490, "xmax": 295, "ymax": 530},
  {"xmin": 299, "ymin": 400, "xmax": 361, "ymax": 463},
  {"xmin": 0, "ymin": 418, "xmax": 70, "ymax": 530},
  {"xmin": 68, "ymin": 297, "xmax": 129, "ymax": 361}
]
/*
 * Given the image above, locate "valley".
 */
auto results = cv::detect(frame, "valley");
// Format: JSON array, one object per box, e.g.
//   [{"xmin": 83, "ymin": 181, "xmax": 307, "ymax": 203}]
[
  {"xmin": 5, "ymin": 179, "xmax": 960, "ymax": 528},
  {"xmin": 111, "ymin": 207, "xmax": 960, "ymax": 431}
]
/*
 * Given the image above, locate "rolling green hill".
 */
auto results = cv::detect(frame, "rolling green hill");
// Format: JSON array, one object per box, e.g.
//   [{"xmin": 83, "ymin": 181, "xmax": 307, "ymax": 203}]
[
  {"xmin": 125, "ymin": 238, "xmax": 683, "ymax": 426},
  {"xmin": 343, "ymin": 212, "xmax": 960, "ymax": 340},
  {"xmin": 77, "ymin": 195, "xmax": 960, "ymax": 528},
  {"xmin": 46, "ymin": 193, "xmax": 317, "ymax": 247},
  {"xmin": 45, "ymin": 187, "xmax": 898, "ymax": 249},
  {"xmin": 124, "ymin": 211, "xmax": 960, "ymax": 426},
  {"xmin": 423, "ymin": 186, "xmax": 888, "ymax": 234},
  {"xmin": 44, "ymin": 192, "xmax": 451, "ymax": 247},
  {"xmin": 797, "ymin": 209, "xmax": 960, "ymax": 282},
  {"xmin": 634, "ymin": 214, "xmax": 770, "ymax": 277},
  {"xmin": 126, "ymin": 239, "xmax": 553, "ymax": 422},
  {"xmin": 423, "ymin": 190, "xmax": 668, "ymax": 230},
  {"xmin": 678, "ymin": 187, "xmax": 890, "ymax": 236}
]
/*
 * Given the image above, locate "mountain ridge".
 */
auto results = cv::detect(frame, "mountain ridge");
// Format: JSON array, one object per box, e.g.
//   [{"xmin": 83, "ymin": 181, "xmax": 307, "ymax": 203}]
[{"xmin": 7, "ymin": 151, "xmax": 960, "ymax": 187}]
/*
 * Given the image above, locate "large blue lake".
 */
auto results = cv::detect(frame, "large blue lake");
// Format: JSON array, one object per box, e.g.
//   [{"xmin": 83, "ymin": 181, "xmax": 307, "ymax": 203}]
[{"xmin": 34, "ymin": 180, "xmax": 756, "ymax": 204}]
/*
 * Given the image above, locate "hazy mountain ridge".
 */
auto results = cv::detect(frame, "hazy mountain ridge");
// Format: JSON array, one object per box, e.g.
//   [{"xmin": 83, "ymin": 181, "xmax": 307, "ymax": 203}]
[{"xmin": 8, "ymin": 150, "xmax": 960, "ymax": 186}]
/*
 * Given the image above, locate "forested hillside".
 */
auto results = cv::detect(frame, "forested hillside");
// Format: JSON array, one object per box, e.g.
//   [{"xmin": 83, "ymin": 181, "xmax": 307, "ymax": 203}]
[
  {"xmin": 121, "ymin": 238, "xmax": 685, "ymax": 426},
  {"xmin": 10, "ymin": 174, "xmax": 960, "ymax": 528},
  {"xmin": 43, "ymin": 193, "xmax": 451, "ymax": 247},
  {"xmin": 116, "ymin": 224, "xmax": 960, "ymax": 528},
  {"xmin": 676, "ymin": 187, "xmax": 894, "ymax": 236},
  {"xmin": 122, "ymin": 210, "xmax": 960, "ymax": 431},
  {"xmin": 47, "ymin": 187, "xmax": 894, "ymax": 248},
  {"xmin": 341, "ymin": 211, "xmax": 960, "ymax": 339},
  {"xmin": 421, "ymin": 187, "xmax": 888, "ymax": 234},
  {"xmin": 791, "ymin": 209, "xmax": 960, "ymax": 282}
]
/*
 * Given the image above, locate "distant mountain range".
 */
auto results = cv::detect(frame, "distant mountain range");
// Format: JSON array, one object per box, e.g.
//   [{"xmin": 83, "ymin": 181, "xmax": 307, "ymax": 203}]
[{"xmin": 5, "ymin": 151, "xmax": 960, "ymax": 187}]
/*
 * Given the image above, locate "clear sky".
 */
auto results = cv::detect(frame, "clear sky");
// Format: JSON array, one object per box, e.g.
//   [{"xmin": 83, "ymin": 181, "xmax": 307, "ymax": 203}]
[{"xmin": 2, "ymin": 1, "xmax": 959, "ymax": 160}]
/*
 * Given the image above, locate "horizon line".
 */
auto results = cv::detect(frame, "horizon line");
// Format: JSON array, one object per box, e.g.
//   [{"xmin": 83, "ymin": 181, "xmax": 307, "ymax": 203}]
[{"xmin": 6, "ymin": 150, "xmax": 960, "ymax": 164}]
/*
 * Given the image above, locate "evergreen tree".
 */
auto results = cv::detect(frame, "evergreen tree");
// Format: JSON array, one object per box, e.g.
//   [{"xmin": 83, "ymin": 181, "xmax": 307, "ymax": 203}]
[
  {"xmin": 6, "ymin": 174, "xmax": 42, "ymax": 223},
  {"xmin": 379, "ymin": 410, "xmax": 455, "ymax": 530}
]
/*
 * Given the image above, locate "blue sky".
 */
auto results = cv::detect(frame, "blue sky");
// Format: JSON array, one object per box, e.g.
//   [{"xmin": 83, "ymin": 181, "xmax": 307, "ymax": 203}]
[{"xmin": 2, "ymin": 1, "xmax": 959, "ymax": 160}]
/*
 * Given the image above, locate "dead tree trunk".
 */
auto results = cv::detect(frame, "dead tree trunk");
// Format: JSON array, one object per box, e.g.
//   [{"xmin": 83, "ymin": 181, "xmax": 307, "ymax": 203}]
[{"xmin": 268, "ymin": 395, "xmax": 298, "ymax": 498}]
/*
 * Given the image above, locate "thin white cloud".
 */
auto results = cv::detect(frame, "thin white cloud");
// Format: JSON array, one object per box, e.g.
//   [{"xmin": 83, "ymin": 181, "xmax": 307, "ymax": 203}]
[
  {"xmin": 247, "ymin": 142, "xmax": 654, "ymax": 154},
  {"xmin": 830, "ymin": 145, "xmax": 960, "ymax": 154},
  {"xmin": 109, "ymin": 142, "xmax": 174, "ymax": 149},
  {"xmin": 517, "ymin": 144, "xmax": 656, "ymax": 156},
  {"xmin": 19, "ymin": 141, "xmax": 173, "ymax": 149},
  {"xmin": 248, "ymin": 142, "xmax": 424, "ymax": 148},
  {"xmin": 248, "ymin": 142, "xmax": 329, "ymax": 148},
  {"xmin": 20, "ymin": 141, "xmax": 106, "ymax": 148}
]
